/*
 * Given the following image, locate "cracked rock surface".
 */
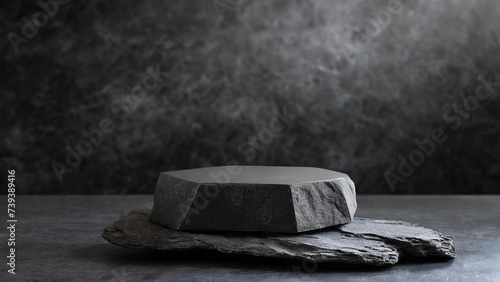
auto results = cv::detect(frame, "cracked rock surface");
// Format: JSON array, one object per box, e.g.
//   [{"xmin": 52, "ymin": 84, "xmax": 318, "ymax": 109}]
[{"xmin": 102, "ymin": 204, "xmax": 455, "ymax": 266}]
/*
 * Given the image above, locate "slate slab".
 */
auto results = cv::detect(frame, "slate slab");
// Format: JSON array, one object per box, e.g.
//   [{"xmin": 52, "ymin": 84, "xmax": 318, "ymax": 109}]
[
  {"xmin": 149, "ymin": 166, "xmax": 357, "ymax": 233},
  {"xmin": 102, "ymin": 204, "xmax": 456, "ymax": 266}
]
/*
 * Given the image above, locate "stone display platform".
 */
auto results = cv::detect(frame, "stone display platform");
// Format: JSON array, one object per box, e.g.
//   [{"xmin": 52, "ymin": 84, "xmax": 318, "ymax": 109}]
[{"xmin": 150, "ymin": 166, "xmax": 357, "ymax": 233}]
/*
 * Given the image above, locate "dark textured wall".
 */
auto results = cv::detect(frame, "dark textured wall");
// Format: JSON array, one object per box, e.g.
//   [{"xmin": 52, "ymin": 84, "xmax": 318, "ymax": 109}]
[{"xmin": 1, "ymin": 0, "xmax": 499, "ymax": 194}]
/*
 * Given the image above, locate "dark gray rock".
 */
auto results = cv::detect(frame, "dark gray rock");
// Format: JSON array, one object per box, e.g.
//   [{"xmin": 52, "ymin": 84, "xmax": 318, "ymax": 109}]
[
  {"xmin": 102, "ymin": 204, "xmax": 455, "ymax": 266},
  {"xmin": 338, "ymin": 218, "xmax": 456, "ymax": 258},
  {"xmin": 149, "ymin": 166, "xmax": 357, "ymax": 233}
]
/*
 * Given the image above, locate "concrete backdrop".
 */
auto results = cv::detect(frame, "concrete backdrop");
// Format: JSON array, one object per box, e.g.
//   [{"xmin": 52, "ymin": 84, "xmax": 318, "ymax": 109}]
[{"xmin": 1, "ymin": 0, "xmax": 499, "ymax": 194}]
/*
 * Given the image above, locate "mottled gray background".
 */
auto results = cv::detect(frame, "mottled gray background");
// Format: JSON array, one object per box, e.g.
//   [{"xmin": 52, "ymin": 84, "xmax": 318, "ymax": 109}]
[{"xmin": 1, "ymin": 0, "xmax": 499, "ymax": 194}]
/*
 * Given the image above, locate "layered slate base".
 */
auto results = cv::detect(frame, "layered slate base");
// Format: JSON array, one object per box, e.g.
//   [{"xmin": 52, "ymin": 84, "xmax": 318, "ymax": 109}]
[
  {"xmin": 150, "ymin": 166, "xmax": 357, "ymax": 233},
  {"xmin": 102, "ymin": 204, "xmax": 456, "ymax": 266}
]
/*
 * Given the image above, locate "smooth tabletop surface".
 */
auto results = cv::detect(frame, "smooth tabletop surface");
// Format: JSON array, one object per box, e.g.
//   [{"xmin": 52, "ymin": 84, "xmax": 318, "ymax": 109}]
[
  {"xmin": 166, "ymin": 166, "xmax": 349, "ymax": 184},
  {"xmin": 1, "ymin": 195, "xmax": 499, "ymax": 281}
]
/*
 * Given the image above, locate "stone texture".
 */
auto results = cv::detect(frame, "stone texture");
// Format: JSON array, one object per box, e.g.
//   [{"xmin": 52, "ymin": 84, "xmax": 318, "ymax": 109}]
[
  {"xmin": 102, "ymin": 204, "xmax": 456, "ymax": 266},
  {"xmin": 338, "ymin": 218, "xmax": 456, "ymax": 258},
  {"xmin": 149, "ymin": 166, "xmax": 357, "ymax": 233}
]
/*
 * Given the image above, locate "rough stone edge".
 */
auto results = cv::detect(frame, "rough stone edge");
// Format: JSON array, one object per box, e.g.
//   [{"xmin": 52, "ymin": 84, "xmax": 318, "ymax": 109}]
[
  {"xmin": 102, "ymin": 205, "xmax": 400, "ymax": 266},
  {"xmin": 339, "ymin": 218, "xmax": 456, "ymax": 258},
  {"xmin": 102, "ymin": 204, "xmax": 456, "ymax": 266},
  {"xmin": 149, "ymin": 174, "xmax": 200, "ymax": 230}
]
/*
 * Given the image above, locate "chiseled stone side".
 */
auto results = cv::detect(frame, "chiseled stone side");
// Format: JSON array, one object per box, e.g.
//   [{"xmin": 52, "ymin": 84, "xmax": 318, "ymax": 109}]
[
  {"xmin": 291, "ymin": 176, "xmax": 357, "ymax": 232},
  {"xmin": 149, "ymin": 173, "xmax": 199, "ymax": 230},
  {"xmin": 179, "ymin": 183, "xmax": 297, "ymax": 233}
]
